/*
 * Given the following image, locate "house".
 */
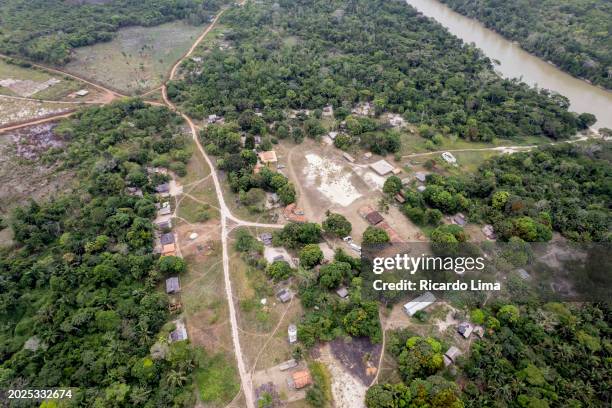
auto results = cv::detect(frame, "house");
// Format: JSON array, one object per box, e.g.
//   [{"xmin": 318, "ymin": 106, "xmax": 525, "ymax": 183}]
[
  {"xmin": 156, "ymin": 219, "xmax": 172, "ymax": 229},
  {"xmin": 388, "ymin": 113, "xmax": 405, "ymax": 127},
  {"xmin": 403, "ymin": 291, "xmax": 436, "ymax": 316},
  {"xmin": 336, "ymin": 286, "xmax": 349, "ymax": 298},
  {"xmin": 283, "ymin": 203, "xmax": 307, "ymax": 223},
  {"xmin": 415, "ymin": 172, "xmax": 427, "ymax": 182},
  {"xmin": 259, "ymin": 233, "xmax": 273, "ymax": 246},
  {"xmin": 444, "ymin": 346, "xmax": 462, "ymax": 366},
  {"xmin": 457, "ymin": 322, "xmax": 473, "ymax": 339},
  {"xmin": 169, "ymin": 320, "xmax": 188, "ymax": 343},
  {"xmin": 191, "ymin": 56, "xmax": 203, "ymax": 63},
  {"xmin": 276, "ymin": 288, "xmax": 292, "ymax": 303},
  {"xmin": 473, "ymin": 326, "xmax": 485, "ymax": 338},
  {"xmin": 392, "ymin": 167, "xmax": 402, "ymax": 175},
  {"xmin": 126, "ymin": 187, "xmax": 143, "ymax": 197},
  {"xmin": 289, "ymin": 370, "xmax": 313, "ymax": 389},
  {"xmin": 259, "ymin": 150, "xmax": 278, "ymax": 164},
  {"xmin": 343, "ymin": 152, "xmax": 355, "ymax": 163},
  {"xmin": 156, "ymin": 183, "xmax": 170, "ymax": 194},
  {"xmin": 395, "ymin": 193, "xmax": 406, "ymax": 204},
  {"xmin": 165, "ymin": 277, "xmax": 180, "ymax": 294},
  {"xmin": 288, "ymin": 324, "xmax": 298, "ymax": 343},
  {"xmin": 161, "ymin": 243, "xmax": 177, "ymax": 257},
  {"xmin": 75, "ymin": 89, "xmax": 89, "ymax": 97},
  {"xmin": 207, "ymin": 114, "xmax": 220, "ymax": 124},
  {"xmin": 158, "ymin": 206, "xmax": 172, "ymax": 216},
  {"xmin": 442, "ymin": 151, "xmax": 457, "ymax": 164},
  {"xmin": 453, "ymin": 213, "xmax": 467, "ymax": 226},
  {"xmin": 365, "ymin": 211, "xmax": 384, "ymax": 225},
  {"xmin": 517, "ymin": 268, "xmax": 531, "ymax": 280},
  {"xmin": 482, "ymin": 224, "xmax": 496, "ymax": 240},
  {"xmin": 160, "ymin": 233, "xmax": 175, "ymax": 245},
  {"xmin": 369, "ymin": 159, "xmax": 395, "ymax": 176},
  {"xmin": 279, "ymin": 359, "xmax": 298, "ymax": 371},
  {"xmin": 155, "ymin": 219, "xmax": 172, "ymax": 230},
  {"xmin": 417, "ymin": 185, "xmax": 426, "ymax": 192}
]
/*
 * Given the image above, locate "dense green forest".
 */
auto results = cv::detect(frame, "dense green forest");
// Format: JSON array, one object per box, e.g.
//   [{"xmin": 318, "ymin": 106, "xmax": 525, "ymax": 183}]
[
  {"xmin": 439, "ymin": 0, "xmax": 612, "ymax": 89},
  {"xmin": 0, "ymin": 100, "xmax": 204, "ymax": 406},
  {"xmin": 400, "ymin": 143, "xmax": 611, "ymax": 242},
  {"xmin": 0, "ymin": 0, "xmax": 225, "ymax": 64},
  {"xmin": 367, "ymin": 302, "xmax": 611, "ymax": 407},
  {"xmin": 168, "ymin": 0, "xmax": 590, "ymax": 144}
]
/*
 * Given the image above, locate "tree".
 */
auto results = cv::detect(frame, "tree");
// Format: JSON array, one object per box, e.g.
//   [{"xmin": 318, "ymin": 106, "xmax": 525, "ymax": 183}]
[
  {"xmin": 266, "ymin": 261, "xmax": 294, "ymax": 282},
  {"xmin": 158, "ymin": 256, "xmax": 187, "ymax": 275},
  {"xmin": 318, "ymin": 262, "xmax": 351, "ymax": 289},
  {"xmin": 383, "ymin": 176, "xmax": 402, "ymax": 196},
  {"xmin": 397, "ymin": 337, "xmax": 444, "ymax": 381},
  {"xmin": 362, "ymin": 226, "xmax": 390, "ymax": 245},
  {"xmin": 299, "ymin": 244, "xmax": 324, "ymax": 269},
  {"xmin": 322, "ymin": 213, "xmax": 352, "ymax": 237}
]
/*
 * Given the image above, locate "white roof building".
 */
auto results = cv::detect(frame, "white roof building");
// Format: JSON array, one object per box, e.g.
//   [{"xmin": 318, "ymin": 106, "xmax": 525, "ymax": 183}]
[
  {"xmin": 403, "ymin": 291, "xmax": 436, "ymax": 316},
  {"xmin": 369, "ymin": 159, "xmax": 395, "ymax": 176},
  {"xmin": 441, "ymin": 151, "xmax": 457, "ymax": 164}
]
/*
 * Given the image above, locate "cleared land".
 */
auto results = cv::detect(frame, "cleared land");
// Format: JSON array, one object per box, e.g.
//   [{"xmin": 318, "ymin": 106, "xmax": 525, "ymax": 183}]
[
  {"xmin": 64, "ymin": 21, "xmax": 208, "ymax": 94},
  {"xmin": 0, "ymin": 96, "xmax": 75, "ymax": 126}
]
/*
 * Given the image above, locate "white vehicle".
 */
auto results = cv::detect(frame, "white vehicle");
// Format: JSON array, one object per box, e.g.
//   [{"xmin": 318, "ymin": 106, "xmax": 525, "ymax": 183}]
[
  {"xmin": 343, "ymin": 236, "xmax": 353, "ymax": 242},
  {"xmin": 349, "ymin": 242, "xmax": 361, "ymax": 254}
]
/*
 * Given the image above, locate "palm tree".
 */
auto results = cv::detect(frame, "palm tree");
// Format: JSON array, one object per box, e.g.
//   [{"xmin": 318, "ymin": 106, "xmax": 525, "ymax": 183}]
[{"xmin": 167, "ymin": 370, "xmax": 188, "ymax": 388}]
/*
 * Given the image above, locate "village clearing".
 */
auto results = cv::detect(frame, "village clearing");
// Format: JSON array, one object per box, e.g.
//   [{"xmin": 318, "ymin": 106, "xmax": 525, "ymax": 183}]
[{"xmin": 64, "ymin": 21, "xmax": 209, "ymax": 94}]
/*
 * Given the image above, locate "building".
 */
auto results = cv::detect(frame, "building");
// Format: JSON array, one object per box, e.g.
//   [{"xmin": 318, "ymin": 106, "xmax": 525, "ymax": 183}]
[
  {"xmin": 165, "ymin": 277, "xmax": 180, "ymax": 294},
  {"xmin": 169, "ymin": 320, "xmax": 188, "ymax": 343},
  {"xmin": 415, "ymin": 172, "xmax": 427, "ymax": 182},
  {"xmin": 343, "ymin": 152, "xmax": 355, "ymax": 163},
  {"xmin": 289, "ymin": 370, "xmax": 313, "ymax": 389},
  {"xmin": 288, "ymin": 324, "xmax": 298, "ymax": 343},
  {"xmin": 156, "ymin": 183, "xmax": 170, "ymax": 194},
  {"xmin": 75, "ymin": 89, "xmax": 89, "ymax": 97},
  {"xmin": 457, "ymin": 322, "xmax": 473, "ymax": 339},
  {"xmin": 259, "ymin": 233, "xmax": 273, "ymax": 246},
  {"xmin": 395, "ymin": 193, "xmax": 406, "ymax": 204},
  {"xmin": 158, "ymin": 205, "xmax": 172, "ymax": 216},
  {"xmin": 403, "ymin": 292, "xmax": 436, "ymax": 316},
  {"xmin": 392, "ymin": 167, "xmax": 402, "ymax": 175},
  {"xmin": 207, "ymin": 114, "xmax": 220, "ymax": 124},
  {"xmin": 417, "ymin": 185, "xmax": 426, "ymax": 193},
  {"xmin": 259, "ymin": 150, "xmax": 278, "ymax": 164},
  {"xmin": 279, "ymin": 359, "xmax": 298, "ymax": 371},
  {"xmin": 453, "ymin": 213, "xmax": 467, "ymax": 226},
  {"xmin": 442, "ymin": 151, "xmax": 457, "ymax": 164},
  {"xmin": 444, "ymin": 346, "xmax": 462, "ymax": 366},
  {"xmin": 336, "ymin": 286, "xmax": 349, "ymax": 298},
  {"xmin": 322, "ymin": 105, "xmax": 334, "ymax": 117},
  {"xmin": 482, "ymin": 224, "xmax": 496, "ymax": 240},
  {"xmin": 161, "ymin": 243, "xmax": 177, "ymax": 257},
  {"xmin": 126, "ymin": 187, "xmax": 143, "ymax": 197},
  {"xmin": 369, "ymin": 159, "xmax": 395, "ymax": 176},
  {"xmin": 160, "ymin": 233, "xmax": 175, "ymax": 245},
  {"xmin": 365, "ymin": 211, "xmax": 384, "ymax": 225},
  {"xmin": 351, "ymin": 102, "xmax": 372, "ymax": 116},
  {"xmin": 517, "ymin": 268, "xmax": 531, "ymax": 280},
  {"xmin": 364, "ymin": 152, "xmax": 372, "ymax": 159},
  {"xmin": 156, "ymin": 219, "xmax": 172, "ymax": 230},
  {"xmin": 276, "ymin": 288, "xmax": 292, "ymax": 303}
]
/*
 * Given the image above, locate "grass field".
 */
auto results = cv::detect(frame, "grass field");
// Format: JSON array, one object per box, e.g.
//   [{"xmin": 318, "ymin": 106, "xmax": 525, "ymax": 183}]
[
  {"xmin": 0, "ymin": 97, "xmax": 73, "ymax": 126},
  {"xmin": 0, "ymin": 59, "xmax": 95, "ymax": 100},
  {"xmin": 64, "ymin": 21, "xmax": 208, "ymax": 94}
]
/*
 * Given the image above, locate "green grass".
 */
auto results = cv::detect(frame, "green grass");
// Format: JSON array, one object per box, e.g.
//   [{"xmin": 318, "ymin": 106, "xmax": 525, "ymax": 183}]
[
  {"xmin": 64, "ymin": 21, "xmax": 208, "ymax": 94},
  {"xmin": 0, "ymin": 59, "xmax": 85, "ymax": 100},
  {"xmin": 194, "ymin": 351, "xmax": 240, "ymax": 406}
]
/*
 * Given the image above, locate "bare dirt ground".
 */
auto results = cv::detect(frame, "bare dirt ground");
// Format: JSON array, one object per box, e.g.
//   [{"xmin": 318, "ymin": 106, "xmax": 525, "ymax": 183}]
[
  {"xmin": 318, "ymin": 343, "xmax": 368, "ymax": 408},
  {"xmin": 279, "ymin": 139, "xmax": 425, "ymax": 244},
  {"xmin": 0, "ymin": 124, "xmax": 75, "ymax": 222}
]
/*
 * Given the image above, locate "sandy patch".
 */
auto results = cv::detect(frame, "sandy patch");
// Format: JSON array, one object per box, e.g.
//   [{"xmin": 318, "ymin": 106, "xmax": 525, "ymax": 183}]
[
  {"xmin": 319, "ymin": 344, "xmax": 367, "ymax": 408},
  {"xmin": 303, "ymin": 153, "xmax": 361, "ymax": 207},
  {"xmin": 0, "ymin": 78, "xmax": 61, "ymax": 97}
]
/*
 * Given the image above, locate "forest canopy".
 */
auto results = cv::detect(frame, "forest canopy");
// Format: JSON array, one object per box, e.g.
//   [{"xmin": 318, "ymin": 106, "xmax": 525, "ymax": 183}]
[
  {"xmin": 0, "ymin": 0, "xmax": 226, "ymax": 64},
  {"xmin": 440, "ymin": 0, "xmax": 612, "ymax": 89},
  {"xmin": 169, "ymin": 0, "xmax": 589, "ymax": 143}
]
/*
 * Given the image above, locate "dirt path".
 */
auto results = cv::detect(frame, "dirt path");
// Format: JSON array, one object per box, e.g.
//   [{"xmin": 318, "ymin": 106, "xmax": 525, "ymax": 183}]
[{"xmin": 0, "ymin": 111, "xmax": 76, "ymax": 133}]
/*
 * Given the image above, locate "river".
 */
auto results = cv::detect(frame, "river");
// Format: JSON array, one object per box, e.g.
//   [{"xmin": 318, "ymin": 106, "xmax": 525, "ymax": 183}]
[{"xmin": 405, "ymin": 0, "xmax": 612, "ymax": 129}]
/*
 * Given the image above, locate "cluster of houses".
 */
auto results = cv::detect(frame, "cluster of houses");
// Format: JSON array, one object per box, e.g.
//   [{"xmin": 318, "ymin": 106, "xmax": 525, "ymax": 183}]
[
  {"xmin": 148, "ymin": 175, "xmax": 188, "ymax": 343},
  {"xmin": 402, "ymin": 291, "xmax": 485, "ymax": 366}
]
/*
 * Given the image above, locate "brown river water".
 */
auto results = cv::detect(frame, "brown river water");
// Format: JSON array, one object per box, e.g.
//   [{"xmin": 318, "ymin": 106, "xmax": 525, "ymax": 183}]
[{"xmin": 405, "ymin": 0, "xmax": 612, "ymax": 129}]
